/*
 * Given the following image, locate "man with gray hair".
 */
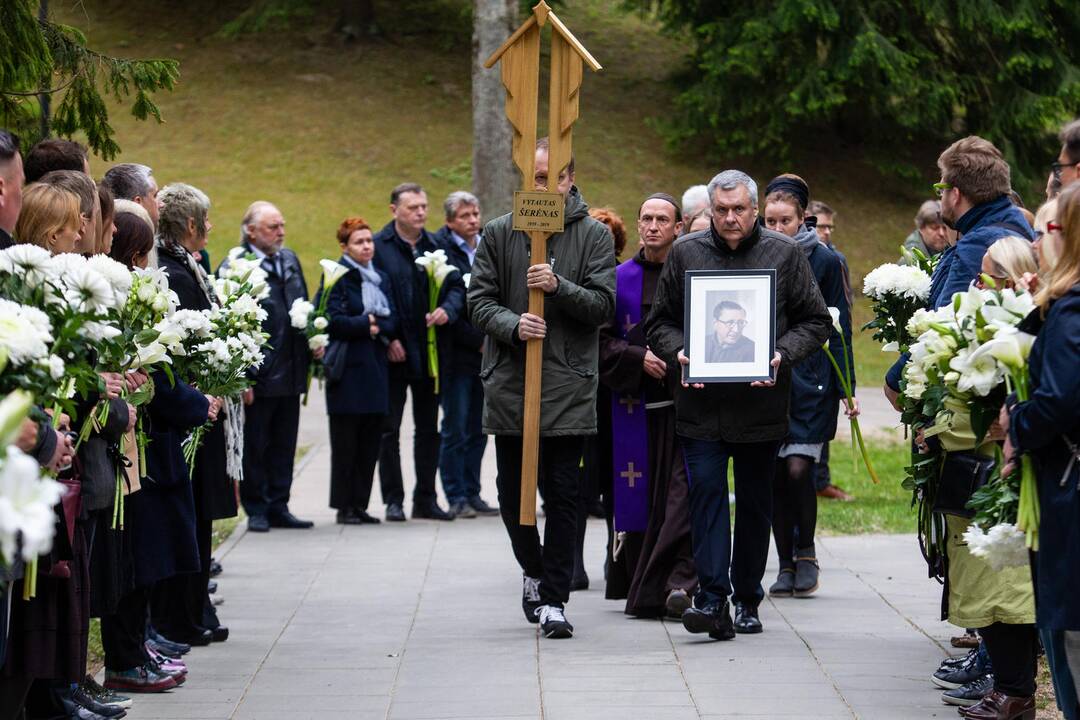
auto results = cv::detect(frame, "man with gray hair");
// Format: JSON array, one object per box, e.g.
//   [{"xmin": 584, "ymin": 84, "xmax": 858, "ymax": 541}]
[
  {"xmin": 646, "ymin": 169, "xmax": 830, "ymax": 641},
  {"xmin": 682, "ymin": 184, "xmax": 710, "ymax": 225},
  {"xmin": 102, "ymin": 162, "xmax": 161, "ymax": 228},
  {"xmin": 224, "ymin": 201, "xmax": 315, "ymax": 533},
  {"xmin": 902, "ymin": 199, "xmax": 951, "ymax": 262},
  {"xmin": 433, "ymin": 191, "xmax": 498, "ymax": 518}
]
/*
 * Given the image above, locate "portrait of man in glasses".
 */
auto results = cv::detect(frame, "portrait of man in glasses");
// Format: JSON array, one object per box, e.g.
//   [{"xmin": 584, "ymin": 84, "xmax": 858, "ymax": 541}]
[{"xmin": 705, "ymin": 299, "xmax": 755, "ymax": 363}]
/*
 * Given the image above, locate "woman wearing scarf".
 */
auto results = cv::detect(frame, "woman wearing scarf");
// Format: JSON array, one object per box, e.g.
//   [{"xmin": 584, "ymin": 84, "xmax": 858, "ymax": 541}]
[
  {"xmin": 325, "ymin": 217, "xmax": 397, "ymax": 525},
  {"xmin": 760, "ymin": 175, "xmax": 856, "ymax": 599},
  {"xmin": 150, "ymin": 183, "xmax": 231, "ymax": 646}
]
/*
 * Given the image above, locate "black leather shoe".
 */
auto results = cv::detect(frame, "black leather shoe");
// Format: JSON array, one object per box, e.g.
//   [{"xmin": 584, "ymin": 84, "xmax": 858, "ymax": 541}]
[
  {"xmin": 733, "ymin": 602, "xmax": 763, "ymax": 634},
  {"xmin": 247, "ymin": 514, "xmax": 270, "ymax": 532},
  {"xmin": 385, "ymin": 503, "xmax": 406, "ymax": 522},
  {"xmin": 210, "ymin": 626, "xmax": 229, "ymax": 642},
  {"xmin": 207, "ymin": 580, "xmax": 217, "ymax": 594},
  {"xmin": 336, "ymin": 508, "xmax": 363, "ymax": 525},
  {"xmin": 467, "ymin": 496, "xmax": 500, "ymax": 516},
  {"xmin": 209, "ymin": 558, "xmax": 223, "ymax": 576},
  {"xmin": 353, "ymin": 508, "xmax": 381, "ymax": 524},
  {"xmin": 570, "ymin": 572, "xmax": 589, "ymax": 592},
  {"xmin": 171, "ymin": 628, "xmax": 213, "ymax": 647},
  {"xmin": 269, "ymin": 511, "xmax": 314, "ymax": 529},
  {"xmin": 412, "ymin": 502, "xmax": 454, "ymax": 521},
  {"xmin": 682, "ymin": 601, "xmax": 735, "ymax": 640}
]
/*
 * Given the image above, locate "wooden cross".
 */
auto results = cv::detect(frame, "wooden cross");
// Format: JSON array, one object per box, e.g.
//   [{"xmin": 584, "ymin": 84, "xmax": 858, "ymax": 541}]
[
  {"xmin": 620, "ymin": 462, "xmax": 642, "ymax": 488},
  {"xmin": 485, "ymin": 1, "xmax": 601, "ymax": 526},
  {"xmin": 618, "ymin": 395, "xmax": 640, "ymax": 415}
]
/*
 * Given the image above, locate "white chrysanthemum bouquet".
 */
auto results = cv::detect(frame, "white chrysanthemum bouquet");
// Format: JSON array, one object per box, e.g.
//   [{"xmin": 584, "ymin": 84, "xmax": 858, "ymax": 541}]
[{"xmin": 861, "ymin": 262, "xmax": 933, "ymax": 352}]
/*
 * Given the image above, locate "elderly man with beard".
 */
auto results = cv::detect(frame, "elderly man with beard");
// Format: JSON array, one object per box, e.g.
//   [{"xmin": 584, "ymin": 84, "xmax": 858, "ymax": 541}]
[
  {"xmin": 226, "ymin": 201, "xmax": 316, "ymax": 533},
  {"xmin": 646, "ymin": 170, "xmax": 830, "ymax": 640},
  {"xmin": 600, "ymin": 193, "xmax": 698, "ymax": 619}
]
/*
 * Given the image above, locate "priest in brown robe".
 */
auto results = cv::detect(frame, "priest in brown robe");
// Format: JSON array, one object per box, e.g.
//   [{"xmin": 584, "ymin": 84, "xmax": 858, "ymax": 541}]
[{"xmin": 599, "ymin": 193, "xmax": 698, "ymax": 618}]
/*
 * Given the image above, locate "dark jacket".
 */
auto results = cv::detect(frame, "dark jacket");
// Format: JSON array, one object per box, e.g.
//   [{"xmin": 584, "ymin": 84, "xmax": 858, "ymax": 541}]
[
  {"xmin": 372, "ymin": 222, "xmax": 466, "ymax": 379},
  {"xmin": 129, "ymin": 371, "xmax": 208, "ymax": 588},
  {"xmin": 159, "ymin": 251, "xmax": 232, "ymax": 518},
  {"xmin": 77, "ymin": 399, "xmax": 130, "ymax": 512},
  {"xmin": 434, "ymin": 225, "xmax": 486, "ymax": 377},
  {"xmin": 468, "ymin": 186, "xmax": 616, "ymax": 436},
  {"xmin": 323, "ymin": 259, "xmax": 398, "ymax": 416},
  {"xmin": 1009, "ymin": 284, "xmax": 1080, "ymax": 631},
  {"xmin": 787, "ymin": 235, "xmax": 854, "ymax": 444},
  {"xmin": 0, "ymin": 228, "xmax": 12, "ymax": 250},
  {"xmin": 645, "ymin": 222, "xmax": 831, "ymax": 443},
  {"xmin": 219, "ymin": 243, "xmax": 311, "ymax": 397},
  {"xmin": 886, "ymin": 196, "xmax": 1033, "ymax": 390}
]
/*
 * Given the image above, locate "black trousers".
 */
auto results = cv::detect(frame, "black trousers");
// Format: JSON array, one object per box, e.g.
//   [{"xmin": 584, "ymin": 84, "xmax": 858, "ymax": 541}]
[
  {"xmin": 152, "ymin": 474, "xmax": 213, "ymax": 639},
  {"xmin": 241, "ymin": 394, "xmax": 301, "ymax": 519},
  {"xmin": 379, "ymin": 371, "xmax": 440, "ymax": 507},
  {"xmin": 680, "ymin": 436, "xmax": 778, "ymax": 609},
  {"xmin": 494, "ymin": 435, "xmax": 584, "ymax": 609},
  {"xmin": 329, "ymin": 413, "xmax": 384, "ymax": 511},
  {"xmin": 981, "ymin": 622, "xmax": 1038, "ymax": 697},
  {"xmin": 100, "ymin": 587, "xmax": 148, "ymax": 671}
]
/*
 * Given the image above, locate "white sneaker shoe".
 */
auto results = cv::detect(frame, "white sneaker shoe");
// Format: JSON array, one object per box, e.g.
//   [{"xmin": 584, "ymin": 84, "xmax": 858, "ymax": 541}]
[{"xmin": 535, "ymin": 604, "xmax": 574, "ymax": 639}]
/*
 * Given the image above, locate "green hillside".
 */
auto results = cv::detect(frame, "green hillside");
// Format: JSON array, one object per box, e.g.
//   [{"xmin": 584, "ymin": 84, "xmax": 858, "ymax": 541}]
[{"xmin": 55, "ymin": 0, "xmax": 943, "ymax": 382}]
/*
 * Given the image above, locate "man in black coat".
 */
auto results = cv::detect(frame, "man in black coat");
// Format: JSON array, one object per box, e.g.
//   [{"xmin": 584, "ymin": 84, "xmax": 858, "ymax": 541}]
[
  {"xmin": 433, "ymin": 191, "xmax": 497, "ymax": 519},
  {"xmin": 373, "ymin": 183, "xmax": 465, "ymax": 522},
  {"xmin": 228, "ymin": 201, "xmax": 315, "ymax": 532},
  {"xmin": 646, "ymin": 169, "xmax": 831, "ymax": 640}
]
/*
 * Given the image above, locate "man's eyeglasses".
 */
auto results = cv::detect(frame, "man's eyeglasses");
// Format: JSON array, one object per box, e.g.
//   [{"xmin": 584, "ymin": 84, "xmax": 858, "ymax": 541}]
[
  {"xmin": 933, "ymin": 182, "xmax": 952, "ymax": 198},
  {"xmin": 817, "ymin": 223, "xmax": 835, "ymax": 232},
  {"xmin": 716, "ymin": 319, "xmax": 748, "ymax": 329},
  {"xmin": 1051, "ymin": 161, "xmax": 1076, "ymax": 181}
]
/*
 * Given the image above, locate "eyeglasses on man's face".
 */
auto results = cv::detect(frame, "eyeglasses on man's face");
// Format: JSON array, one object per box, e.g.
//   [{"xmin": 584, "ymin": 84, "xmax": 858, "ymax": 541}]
[
  {"xmin": 933, "ymin": 182, "xmax": 952, "ymax": 198},
  {"xmin": 715, "ymin": 319, "xmax": 748, "ymax": 330},
  {"xmin": 1051, "ymin": 160, "xmax": 1077, "ymax": 181}
]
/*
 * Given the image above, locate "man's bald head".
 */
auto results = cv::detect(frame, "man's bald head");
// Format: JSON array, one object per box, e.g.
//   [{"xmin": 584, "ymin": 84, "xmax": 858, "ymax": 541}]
[{"xmin": 241, "ymin": 200, "xmax": 285, "ymax": 255}]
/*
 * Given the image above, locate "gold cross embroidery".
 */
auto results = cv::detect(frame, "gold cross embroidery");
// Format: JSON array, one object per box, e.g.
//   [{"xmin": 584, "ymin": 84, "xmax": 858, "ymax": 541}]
[
  {"xmin": 620, "ymin": 462, "xmax": 642, "ymax": 488},
  {"xmin": 618, "ymin": 395, "xmax": 640, "ymax": 415}
]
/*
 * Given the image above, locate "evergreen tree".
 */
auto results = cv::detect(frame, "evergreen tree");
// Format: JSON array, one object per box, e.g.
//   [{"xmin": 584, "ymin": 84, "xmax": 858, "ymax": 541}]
[
  {"xmin": 648, "ymin": 0, "xmax": 1080, "ymax": 186},
  {"xmin": 0, "ymin": 0, "xmax": 179, "ymax": 159}
]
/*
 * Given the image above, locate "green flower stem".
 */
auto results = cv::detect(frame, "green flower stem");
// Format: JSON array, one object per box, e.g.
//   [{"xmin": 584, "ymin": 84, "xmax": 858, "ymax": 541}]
[
  {"xmin": 22, "ymin": 558, "xmax": 37, "ymax": 600},
  {"xmin": 1011, "ymin": 372, "xmax": 1039, "ymax": 550},
  {"xmin": 823, "ymin": 344, "xmax": 879, "ymax": 484}
]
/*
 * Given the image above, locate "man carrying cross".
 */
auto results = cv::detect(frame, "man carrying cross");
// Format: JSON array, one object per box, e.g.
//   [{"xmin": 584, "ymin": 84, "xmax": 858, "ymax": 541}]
[
  {"xmin": 599, "ymin": 193, "xmax": 698, "ymax": 619},
  {"xmin": 468, "ymin": 138, "xmax": 615, "ymax": 639}
]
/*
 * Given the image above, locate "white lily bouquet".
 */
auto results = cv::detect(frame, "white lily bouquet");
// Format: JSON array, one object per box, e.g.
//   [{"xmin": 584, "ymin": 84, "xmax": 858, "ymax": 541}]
[
  {"xmin": 172, "ymin": 262, "xmax": 269, "ymax": 475},
  {"xmin": 861, "ymin": 262, "xmax": 933, "ymax": 352},
  {"xmin": 0, "ymin": 390, "xmax": 64, "ymax": 599},
  {"xmin": 414, "ymin": 250, "xmax": 457, "ymax": 394},
  {"xmin": 290, "ymin": 259, "xmax": 348, "ymax": 403},
  {"xmin": 901, "ymin": 281, "xmax": 1039, "ymax": 560}
]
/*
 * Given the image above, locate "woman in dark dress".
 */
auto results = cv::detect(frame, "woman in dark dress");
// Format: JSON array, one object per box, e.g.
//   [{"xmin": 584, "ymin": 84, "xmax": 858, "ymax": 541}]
[
  {"xmin": 325, "ymin": 218, "xmax": 396, "ymax": 524},
  {"xmin": 149, "ymin": 183, "xmax": 230, "ymax": 646},
  {"xmin": 760, "ymin": 175, "xmax": 855, "ymax": 599}
]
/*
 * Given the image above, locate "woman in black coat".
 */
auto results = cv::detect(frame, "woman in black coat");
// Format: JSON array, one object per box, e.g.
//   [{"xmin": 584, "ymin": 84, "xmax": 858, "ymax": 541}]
[
  {"xmin": 760, "ymin": 176, "xmax": 855, "ymax": 599},
  {"xmin": 150, "ymin": 183, "xmax": 230, "ymax": 645},
  {"xmin": 1005, "ymin": 184, "xmax": 1080, "ymax": 719},
  {"xmin": 325, "ymin": 218, "xmax": 397, "ymax": 524}
]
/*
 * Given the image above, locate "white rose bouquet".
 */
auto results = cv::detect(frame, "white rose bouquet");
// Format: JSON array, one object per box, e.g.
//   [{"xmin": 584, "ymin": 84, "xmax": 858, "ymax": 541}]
[{"xmin": 861, "ymin": 262, "xmax": 933, "ymax": 352}]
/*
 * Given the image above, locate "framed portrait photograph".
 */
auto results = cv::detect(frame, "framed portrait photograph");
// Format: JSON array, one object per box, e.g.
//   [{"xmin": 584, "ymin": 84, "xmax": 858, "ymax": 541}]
[{"xmin": 682, "ymin": 269, "xmax": 777, "ymax": 383}]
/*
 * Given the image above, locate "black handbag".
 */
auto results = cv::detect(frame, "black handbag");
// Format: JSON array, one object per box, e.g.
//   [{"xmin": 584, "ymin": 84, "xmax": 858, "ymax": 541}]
[
  {"xmin": 933, "ymin": 451, "xmax": 995, "ymax": 518},
  {"xmin": 323, "ymin": 339, "xmax": 347, "ymax": 383}
]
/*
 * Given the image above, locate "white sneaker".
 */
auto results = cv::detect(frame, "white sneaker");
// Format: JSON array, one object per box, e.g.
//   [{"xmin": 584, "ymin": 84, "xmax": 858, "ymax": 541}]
[{"xmin": 535, "ymin": 604, "xmax": 574, "ymax": 639}]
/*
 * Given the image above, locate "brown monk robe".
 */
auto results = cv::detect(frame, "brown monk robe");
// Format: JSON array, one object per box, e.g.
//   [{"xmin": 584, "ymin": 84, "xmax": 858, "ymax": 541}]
[{"xmin": 599, "ymin": 248, "xmax": 697, "ymax": 616}]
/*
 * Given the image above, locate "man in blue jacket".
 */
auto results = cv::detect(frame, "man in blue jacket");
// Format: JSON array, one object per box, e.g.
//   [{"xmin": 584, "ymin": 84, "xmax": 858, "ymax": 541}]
[
  {"xmin": 884, "ymin": 136, "xmax": 1033, "ymax": 402},
  {"xmin": 433, "ymin": 191, "xmax": 498, "ymax": 519},
  {"xmin": 373, "ymin": 183, "xmax": 465, "ymax": 522}
]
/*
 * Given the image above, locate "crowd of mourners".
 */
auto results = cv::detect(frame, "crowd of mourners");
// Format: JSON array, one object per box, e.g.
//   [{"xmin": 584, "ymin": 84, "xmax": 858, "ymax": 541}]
[{"xmin": 0, "ymin": 117, "xmax": 1078, "ymax": 720}]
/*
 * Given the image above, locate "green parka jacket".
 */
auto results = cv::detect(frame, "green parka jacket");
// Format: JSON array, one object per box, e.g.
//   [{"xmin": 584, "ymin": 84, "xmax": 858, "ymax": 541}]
[{"xmin": 468, "ymin": 187, "xmax": 616, "ymax": 436}]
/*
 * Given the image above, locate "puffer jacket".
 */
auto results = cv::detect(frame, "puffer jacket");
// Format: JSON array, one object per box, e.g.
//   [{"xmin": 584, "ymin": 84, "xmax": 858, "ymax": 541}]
[{"xmin": 468, "ymin": 186, "xmax": 616, "ymax": 436}]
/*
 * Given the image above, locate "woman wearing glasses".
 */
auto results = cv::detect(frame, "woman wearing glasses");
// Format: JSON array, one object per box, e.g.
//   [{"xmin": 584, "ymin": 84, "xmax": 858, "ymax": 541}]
[{"xmin": 759, "ymin": 174, "xmax": 855, "ymax": 599}]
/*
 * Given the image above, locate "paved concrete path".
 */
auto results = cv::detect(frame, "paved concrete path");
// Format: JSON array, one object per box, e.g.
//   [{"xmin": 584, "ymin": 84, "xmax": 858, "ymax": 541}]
[{"xmin": 127, "ymin": 393, "xmax": 956, "ymax": 720}]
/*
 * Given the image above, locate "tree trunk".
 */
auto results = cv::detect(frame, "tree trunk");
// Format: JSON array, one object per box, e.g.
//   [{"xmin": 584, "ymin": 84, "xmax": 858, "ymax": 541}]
[
  {"xmin": 471, "ymin": 0, "xmax": 517, "ymax": 220},
  {"xmin": 38, "ymin": 0, "xmax": 50, "ymax": 138}
]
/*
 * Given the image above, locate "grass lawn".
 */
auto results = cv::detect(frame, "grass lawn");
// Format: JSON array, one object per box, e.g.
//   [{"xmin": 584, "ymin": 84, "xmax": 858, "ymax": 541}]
[{"xmin": 816, "ymin": 440, "xmax": 914, "ymax": 536}]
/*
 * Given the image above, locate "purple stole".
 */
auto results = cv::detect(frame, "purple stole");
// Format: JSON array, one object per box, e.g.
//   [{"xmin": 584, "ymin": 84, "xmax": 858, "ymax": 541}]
[{"xmin": 611, "ymin": 258, "xmax": 649, "ymax": 532}]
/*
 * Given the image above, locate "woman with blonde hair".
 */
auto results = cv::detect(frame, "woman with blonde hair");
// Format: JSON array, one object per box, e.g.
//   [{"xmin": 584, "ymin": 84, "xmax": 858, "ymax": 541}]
[
  {"xmin": 1001, "ymin": 182, "xmax": 1080, "ymax": 720},
  {"xmin": 13, "ymin": 182, "xmax": 82, "ymax": 253},
  {"xmin": 979, "ymin": 235, "xmax": 1038, "ymax": 289}
]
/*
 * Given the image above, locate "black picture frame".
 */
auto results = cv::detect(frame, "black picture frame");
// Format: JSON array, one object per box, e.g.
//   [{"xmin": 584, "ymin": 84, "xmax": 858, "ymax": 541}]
[{"xmin": 682, "ymin": 268, "xmax": 777, "ymax": 383}]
